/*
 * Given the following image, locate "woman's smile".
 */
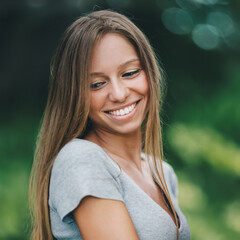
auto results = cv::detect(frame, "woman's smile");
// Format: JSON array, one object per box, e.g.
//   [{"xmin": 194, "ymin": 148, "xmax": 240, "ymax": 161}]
[
  {"xmin": 105, "ymin": 99, "xmax": 140, "ymax": 115},
  {"xmin": 104, "ymin": 100, "xmax": 141, "ymax": 121}
]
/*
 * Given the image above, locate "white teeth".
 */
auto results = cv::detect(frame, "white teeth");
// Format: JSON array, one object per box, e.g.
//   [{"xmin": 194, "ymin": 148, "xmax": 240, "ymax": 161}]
[{"xmin": 108, "ymin": 103, "xmax": 137, "ymax": 116}]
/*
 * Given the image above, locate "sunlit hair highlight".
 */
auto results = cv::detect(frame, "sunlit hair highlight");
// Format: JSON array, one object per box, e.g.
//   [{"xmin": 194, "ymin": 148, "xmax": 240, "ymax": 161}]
[{"xmin": 29, "ymin": 10, "xmax": 179, "ymax": 240}]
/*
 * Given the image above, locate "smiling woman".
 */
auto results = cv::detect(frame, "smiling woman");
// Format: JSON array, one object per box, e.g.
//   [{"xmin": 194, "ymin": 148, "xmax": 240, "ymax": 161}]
[{"xmin": 29, "ymin": 10, "xmax": 190, "ymax": 240}]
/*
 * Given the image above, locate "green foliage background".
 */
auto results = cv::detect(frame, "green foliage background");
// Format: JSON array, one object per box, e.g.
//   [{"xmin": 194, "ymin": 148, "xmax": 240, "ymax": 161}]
[{"xmin": 0, "ymin": 0, "xmax": 239, "ymax": 239}]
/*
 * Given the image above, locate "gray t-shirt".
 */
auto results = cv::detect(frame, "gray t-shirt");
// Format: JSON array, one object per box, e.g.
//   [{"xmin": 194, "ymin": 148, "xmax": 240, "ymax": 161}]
[{"xmin": 49, "ymin": 139, "xmax": 191, "ymax": 240}]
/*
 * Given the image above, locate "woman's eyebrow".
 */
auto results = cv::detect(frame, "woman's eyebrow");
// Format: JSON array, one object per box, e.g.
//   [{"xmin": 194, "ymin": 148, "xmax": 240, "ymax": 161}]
[
  {"xmin": 117, "ymin": 58, "xmax": 139, "ymax": 70},
  {"xmin": 90, "ymin": 58, "xmax": 140, "ymax": 77},
  {"xmin": 90, "ymin": 72, "xmax": 104, "ymax": 77}
]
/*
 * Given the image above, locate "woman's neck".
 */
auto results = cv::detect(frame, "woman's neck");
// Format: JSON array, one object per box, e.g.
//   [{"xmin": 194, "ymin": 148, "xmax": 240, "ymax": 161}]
[{"xmin": 84, "ymin": 128, "xmax": 143, "ymax": 172}]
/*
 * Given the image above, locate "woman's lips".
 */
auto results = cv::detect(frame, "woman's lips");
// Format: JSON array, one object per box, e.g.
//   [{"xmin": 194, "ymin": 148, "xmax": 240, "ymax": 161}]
[
  {"xmin": 104, "ymin": 100, "xmax": 140, "ymax": 120},
  {"xmin": 105, "ymin": 100, "xmax": 140, "ymax": 115}
]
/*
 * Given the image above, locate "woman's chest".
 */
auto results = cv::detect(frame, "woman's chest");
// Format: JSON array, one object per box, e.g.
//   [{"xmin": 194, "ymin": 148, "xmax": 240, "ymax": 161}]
[
  {"xmin": 118, "ymin": 169, "xmax": 191, "ymax": 240},
  {"xmin": 119, "ymin": 173, "xmax": 178, "ymax": 240},
  {"xmin": 122, "ymin": 165, "xmax": 177, "ymax": 225}
]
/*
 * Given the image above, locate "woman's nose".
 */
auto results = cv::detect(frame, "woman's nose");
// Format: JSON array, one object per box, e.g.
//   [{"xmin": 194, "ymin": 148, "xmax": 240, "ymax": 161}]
[{"xmin": 108, "ymin": 79, "xmax": 130, "ymax": 102}]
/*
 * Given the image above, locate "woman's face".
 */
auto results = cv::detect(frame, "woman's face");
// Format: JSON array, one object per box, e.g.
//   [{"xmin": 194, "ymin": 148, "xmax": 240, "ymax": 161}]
[{"xmin": 88, "ymin": 33, "xmax": 149, "ymax": 136}]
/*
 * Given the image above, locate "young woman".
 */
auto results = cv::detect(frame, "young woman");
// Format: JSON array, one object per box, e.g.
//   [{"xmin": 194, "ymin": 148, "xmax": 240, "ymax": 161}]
[{"xmin": 30, "ymin": 10, "xmax": 190, "ymax": 240}]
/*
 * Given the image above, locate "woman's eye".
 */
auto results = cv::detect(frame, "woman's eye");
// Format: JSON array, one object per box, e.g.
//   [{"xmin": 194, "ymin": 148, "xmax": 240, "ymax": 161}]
[
  {"xmin": 90, "ymin": 82, "xmax": 105, "ymax": 89},
  {"xmin": 122, "ymin": 69, "xmax": 140, "ymax": 78}
]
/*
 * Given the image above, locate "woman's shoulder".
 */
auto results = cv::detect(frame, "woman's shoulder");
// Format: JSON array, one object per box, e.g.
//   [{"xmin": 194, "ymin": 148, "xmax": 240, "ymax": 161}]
[
  {"xmin": 162, "ymin": 161, "xmax": 178, "ymax": 199},
  {"xmin": 49, "ymin": 138, "xmax": 124, "ymax": 221},
  {"xmin": 56, "ymin": 138, "xmax": 105, "ymax": 159},
  {"xmin": 142, "ymin": 153, "xmax": 176, "ymax": 179},
  {"xmin": 58, "ymin": 138, "xmax": 103, "ymax": 156},
  {"xmin": 162, "ymin": 161, "xmax": 176, "ymax": 176},
  {"xmin": 51, "ymin": 138, "xmax": 115, "ymax": 176},
  {"xmin": 52, "ymin": 138, "xmax": 121, "ymax": 177},
  {"xmin": 143, "ymin": 154, "xmax": 178, "ymax": 199}
]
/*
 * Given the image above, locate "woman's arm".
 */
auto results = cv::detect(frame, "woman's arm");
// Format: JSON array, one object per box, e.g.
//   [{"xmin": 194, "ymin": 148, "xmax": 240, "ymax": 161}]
[{"xmin": 73, "ymin": 196, "xmax": 140, "ymax": 240}]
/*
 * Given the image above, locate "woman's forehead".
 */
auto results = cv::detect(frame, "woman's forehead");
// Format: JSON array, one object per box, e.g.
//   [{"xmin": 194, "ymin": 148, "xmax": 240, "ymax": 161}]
[{"xmin": 89, "ymin": 33, "xmax": 139, "ymax": 71}]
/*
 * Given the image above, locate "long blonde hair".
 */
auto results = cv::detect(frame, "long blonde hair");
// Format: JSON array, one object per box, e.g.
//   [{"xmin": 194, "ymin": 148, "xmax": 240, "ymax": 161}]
[{"xmin": 29, "ymin": 10, "xmax": 179, "ymax": 240}]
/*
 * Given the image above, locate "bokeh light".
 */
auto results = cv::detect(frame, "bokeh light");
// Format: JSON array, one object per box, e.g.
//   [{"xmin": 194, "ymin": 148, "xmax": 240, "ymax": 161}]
[
  {"xmin": 163, "ymin": 0, "xmax": 240, "ymax": 51},
  {"xmin": 192, "ymin": 24, "xmax": 220, "ymax": 50},
  {"xmin": 162, "ymin": 7, "xmax": 194, "ymax": 35},
  {"xmin": 207, "ymin": 11, "xmax": 235, "ymax": 38},
  {"xmin": 193, "ymin": 0, "xmax": 218, "ymax": 5},
  {"xmin": 176, "ymin": 0, "xmax": 220, "ymax": 9}
]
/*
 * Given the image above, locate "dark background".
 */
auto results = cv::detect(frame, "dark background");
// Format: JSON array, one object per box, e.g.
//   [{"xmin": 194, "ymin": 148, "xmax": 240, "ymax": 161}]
[{"xmin": 0, "ymin": 0, "xmax": 240, "ymax": 239}]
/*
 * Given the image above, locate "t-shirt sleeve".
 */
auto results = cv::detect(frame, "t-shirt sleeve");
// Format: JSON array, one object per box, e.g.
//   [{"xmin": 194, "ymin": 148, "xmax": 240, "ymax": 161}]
[{"xmin": 49, "ymin": 140, "xmax": 124, "ymax": 223}]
